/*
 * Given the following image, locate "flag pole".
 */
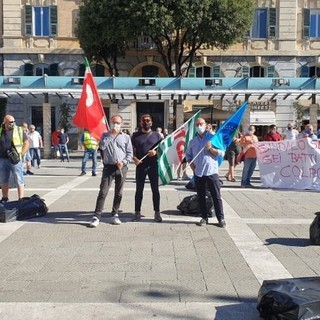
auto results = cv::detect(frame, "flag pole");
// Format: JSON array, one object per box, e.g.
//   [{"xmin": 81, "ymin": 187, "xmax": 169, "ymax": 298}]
[{"xmin": 138, "ymin": 110, "xmax": 202, "ymax": 163}]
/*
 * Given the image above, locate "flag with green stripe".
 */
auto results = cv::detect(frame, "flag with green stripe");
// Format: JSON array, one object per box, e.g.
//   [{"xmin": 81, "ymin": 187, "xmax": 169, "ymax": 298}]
[{"xmin": 158, "ymin": 110, "xmax": 201, "ymax": 185}]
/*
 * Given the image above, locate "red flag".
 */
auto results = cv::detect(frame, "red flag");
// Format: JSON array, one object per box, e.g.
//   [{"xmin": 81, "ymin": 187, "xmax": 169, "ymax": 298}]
[{"xmin": 73, "ymin": 58, "xmax": 108, "ymax": 140}]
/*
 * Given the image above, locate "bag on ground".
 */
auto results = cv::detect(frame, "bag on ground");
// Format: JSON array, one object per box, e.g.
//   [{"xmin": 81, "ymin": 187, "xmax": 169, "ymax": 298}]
[
  {"xmin": 257, "ymin": 277, "xmax": 320, "ymax": 320},
  {"xmin": 177, "ymin": 192, "xmax": 214, "ymax": 217},
  {"xmin": 0, "ymin": 194, "xmax": 48, "ymax": 222},
  {"xmin": 310, "ymin": 212, "xmax": 320, "ymax": 245}
]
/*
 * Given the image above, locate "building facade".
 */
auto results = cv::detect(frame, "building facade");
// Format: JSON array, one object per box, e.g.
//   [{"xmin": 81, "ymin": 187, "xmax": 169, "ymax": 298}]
[{"xmin": 0, "ymin": 0, "xmax": 320, "ymax": 154}]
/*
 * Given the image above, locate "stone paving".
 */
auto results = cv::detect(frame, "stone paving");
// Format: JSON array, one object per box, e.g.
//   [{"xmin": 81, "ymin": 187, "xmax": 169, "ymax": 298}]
[{"xmin": 0, "ymin": 156, "xmax": 319, "ymax": 319}]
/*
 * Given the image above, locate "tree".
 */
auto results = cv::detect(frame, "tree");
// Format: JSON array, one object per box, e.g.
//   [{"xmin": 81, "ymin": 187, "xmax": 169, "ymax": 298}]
[{"xmin": 77, "ymin": 0, "xmax": 255, "ymax": 77}]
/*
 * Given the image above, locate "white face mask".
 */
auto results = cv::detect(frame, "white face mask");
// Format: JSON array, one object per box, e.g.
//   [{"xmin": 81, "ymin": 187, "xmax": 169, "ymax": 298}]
[
  {"xmin": 196, "ymin": 125, "xmax": 206, "ymax": 134},
  {"xmin": 112, "ymin": 123, "xmax": 121, "ymax": 132}
]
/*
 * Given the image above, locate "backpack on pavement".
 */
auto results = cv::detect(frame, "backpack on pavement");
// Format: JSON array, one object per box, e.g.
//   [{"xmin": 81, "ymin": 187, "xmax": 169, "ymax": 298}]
[{"xmin": 177, "ymin": 192, "xmax": 214, "ymax": 217}]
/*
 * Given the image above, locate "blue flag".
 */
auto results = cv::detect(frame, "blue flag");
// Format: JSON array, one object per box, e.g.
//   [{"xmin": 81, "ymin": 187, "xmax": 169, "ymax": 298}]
[
  {"xmin": 209, "ymin": 101, "xmax": 248, "ymax": 165},
  {"xmin": 210, "ymin": 101, "xmax": 248, "ymax": 151}
]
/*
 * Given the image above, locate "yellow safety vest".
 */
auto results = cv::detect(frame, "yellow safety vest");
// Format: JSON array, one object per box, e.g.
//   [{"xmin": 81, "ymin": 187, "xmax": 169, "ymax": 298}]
[
  {"xmin": 83, "ymin": 131, "xmax": 98, "ymax": 150},
  {"xmin": 0, "ymin": 126, "xmax": 23, "ymax": 158}
]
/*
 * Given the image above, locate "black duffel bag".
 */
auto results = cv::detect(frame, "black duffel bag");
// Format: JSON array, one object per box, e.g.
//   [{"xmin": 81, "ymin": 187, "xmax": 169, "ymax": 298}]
[{"xmin": 0, "ymin": 194, "xmax": 48, "ymax": 223}]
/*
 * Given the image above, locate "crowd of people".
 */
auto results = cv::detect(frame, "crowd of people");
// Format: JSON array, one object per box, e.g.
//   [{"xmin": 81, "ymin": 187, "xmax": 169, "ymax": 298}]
[{"xmin": 1, "ymin": 112, "xmax": 318, "ymax": 229}]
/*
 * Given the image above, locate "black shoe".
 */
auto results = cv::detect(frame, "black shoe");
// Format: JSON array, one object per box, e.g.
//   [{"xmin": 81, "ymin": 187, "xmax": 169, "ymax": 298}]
[
  {"xmin": 196, "ymin": 218, "xmax": 208, "ymax": 226},
  {"xmin": 218, "ymin": 219, "xmax": 226, "ymax": 228},
  {"xmin": 79, "ymin": 171, "xmax": 86, "ymax": 176},
  {"xmin": 92, "ymin": 172, "xmax": 97, "ymax": 176},
  {"xmin": 26, "ymin": 170, "xmax": 34, "ymax": 175}
]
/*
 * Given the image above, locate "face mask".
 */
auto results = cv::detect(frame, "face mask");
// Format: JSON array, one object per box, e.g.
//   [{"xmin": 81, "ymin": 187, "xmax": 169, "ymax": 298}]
[
  {"xmin": 248, "ymin": 130, "xmax": 254, "ymax": 135},
  {"xmin": 196, "ymin": 125, "xmax": 206, "ymax": 134},
  {"xmin": 287, "ymin": 127, "xmax": 292, "ymax": 130},
  {"xmin": 142, "ymin": 123, "xmax": 152, "ymax": 130},
  {"xmin": 112, "ymin": 123, "xmax": 121, "ymax": 131}
]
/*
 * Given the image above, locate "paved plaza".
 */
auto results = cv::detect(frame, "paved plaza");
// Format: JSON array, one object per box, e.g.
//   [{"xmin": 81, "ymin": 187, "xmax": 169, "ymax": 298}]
[{"xmin": 0, "ymin": 153, "xmax": 319, "ymax": 319}]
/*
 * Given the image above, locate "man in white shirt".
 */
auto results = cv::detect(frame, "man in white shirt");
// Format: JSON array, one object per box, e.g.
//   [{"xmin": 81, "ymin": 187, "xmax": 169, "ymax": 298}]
[
  {"xmin": 28, "ymin": 125, "xmax": 43, "ymax": 168},
  {"xmin": 282, "ymin": 123, "xmax": 299, "ymax": 140}
]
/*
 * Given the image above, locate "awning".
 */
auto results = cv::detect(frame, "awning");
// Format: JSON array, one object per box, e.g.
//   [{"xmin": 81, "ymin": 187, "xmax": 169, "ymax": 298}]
[{"xmin": 250, "ymin": 111, "xmax": 276, "ymax": 126}]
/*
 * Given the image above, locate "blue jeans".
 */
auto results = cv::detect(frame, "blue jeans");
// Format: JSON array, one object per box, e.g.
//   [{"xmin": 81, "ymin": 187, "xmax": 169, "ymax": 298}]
[
  {"xmin": 241, "ymin": 157, "xmax": 257, "ymax": 186},
  {"xmin": 81, "ymin": 149, "xmax": 97, "ymax": 173},
  {"xmin": 59, "ymin": 144, "xmax": 70, "ymax": 161},
  {"xmin": 0, "ymin": 158, "xmax": 24, "ymax": 187},
  {"xmin": 29, "ymin": 148, "xmax": 41, "ymax": 167}
]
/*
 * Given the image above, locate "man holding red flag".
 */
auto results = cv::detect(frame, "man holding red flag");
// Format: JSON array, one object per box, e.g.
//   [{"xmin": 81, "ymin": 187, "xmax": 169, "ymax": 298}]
[{"xmin": 73, "ymin": 58, "xmax": 108, "ymax": 140}]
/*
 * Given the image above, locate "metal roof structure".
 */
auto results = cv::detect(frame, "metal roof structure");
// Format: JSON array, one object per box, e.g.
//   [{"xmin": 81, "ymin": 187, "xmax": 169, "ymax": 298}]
[{"xmin": 0, "ymin": 76, "xmax": 319, "ymax": 101}]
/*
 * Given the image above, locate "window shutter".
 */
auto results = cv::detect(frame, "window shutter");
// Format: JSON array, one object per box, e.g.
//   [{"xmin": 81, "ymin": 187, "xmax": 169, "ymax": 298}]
[
  {"xmin": 212, "ymin": 66, "xmax": 221, "ymax": 77},
  {"xmin": 267, "ymin": 66, "xmax": 275, "ymax": 77},
  {"xmin": 268, "ymin": 8, "xmax": 277, "ymax": 37},
  {"xmin": 24, "ymin": 63, "xmax": 34, "ymax": 76},
  {"xmin": 50, "ymin": 6, "xmax": 57, "ymax": 36},
  {"xmin": 303, "ymin": 8, "xmax": 310, "ymax": 38},
  {"xmin": 188, "ymin": 67, "xmax": 195, "ymax": 77},
  {"xmin": 242, "ymin": 66, "xmax": 250, "ymax": 77},
  {"xmin": 25, "ymin": 5, "xmax": 32, "ymax": 36},
  {"xmin": 300, "ymin": 65, "xmax": 309, "ymax": 77},
  {"xmin": 79, "ymin": 64, "xmax": 86, "ymax": 76},
  {"xmin": 50, "ymin": 63, "xmax": 59, "ymax": 76}
]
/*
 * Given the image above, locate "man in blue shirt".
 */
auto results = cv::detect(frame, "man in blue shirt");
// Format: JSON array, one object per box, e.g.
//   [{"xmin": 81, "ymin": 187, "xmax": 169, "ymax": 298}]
[{"xmin": 185, "ymin": 117, "xmax": 226, "ymax": 227}]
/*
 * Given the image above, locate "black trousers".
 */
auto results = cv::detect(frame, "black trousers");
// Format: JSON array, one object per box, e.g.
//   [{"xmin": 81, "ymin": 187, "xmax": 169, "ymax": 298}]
[
  {"xmin": 94, "ymin": 164, "xmax": 128, "ymax": 219},
  {"xmin": 135, "ymin": 163, "xmax": 160, "ymax": 212},
  {"xmin": 195, "ymin": 174, "xmax": 224, "ymax": 222}
]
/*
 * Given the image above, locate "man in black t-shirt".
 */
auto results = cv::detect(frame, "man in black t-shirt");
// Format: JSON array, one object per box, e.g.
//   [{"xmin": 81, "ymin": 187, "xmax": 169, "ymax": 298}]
[{"xmin": 131, "ymin": 114, "xmax": 162, "ymax": 222}]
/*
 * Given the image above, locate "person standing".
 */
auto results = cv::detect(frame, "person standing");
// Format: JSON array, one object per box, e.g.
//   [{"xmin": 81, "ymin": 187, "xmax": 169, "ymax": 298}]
[
  {"xmin": 131, "ymin": 114, "xmax": 163, "ymax": 222},
  {"xmin": 21, "ymin": 123, "xmax": 33, "ymax": 175},
  {"xmin": 225, "ymin": 136, "xmax": 241, "ymax": 182},
  {"xmin": 185, "ymin": 117, "xmax": 226, "ymax": 228},
  {"xmin": 51, "ymin": 128, "xmax": 60, "ymax": 158},
  {"xmin": 239, "ymin": 125, "xmax": 259, "ymax": 188},
  {"xmin": 28, "ymin": 124, "xmax": 43, "ymax": 168},
  {"xmin": 298, "ymin": 123, "xmax": 317, "ymax": 139},
  {"xmin": 263, "ymin": 124, "xmax": 282, "ymax": 141},
  {"xmin": 0, "ymin": 114, "xmax": 29, "ymax": 202},
  {"xmin": 282, "ymin": 123, "xmax": 299, "ymax": 140},
  {"xmin": 58, "ymin": 128, "xmax": 70, "ymax": 162},
  {"xmin": 89, "ymin": 115, "xmax": 133, "ymax": 227},
  {"xmin": 80, "ymin": 129, "xmax": 99, "ymax": 176}
]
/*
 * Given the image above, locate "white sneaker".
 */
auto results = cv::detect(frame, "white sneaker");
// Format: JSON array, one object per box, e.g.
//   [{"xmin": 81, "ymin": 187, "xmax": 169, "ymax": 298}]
[
  {"xmin": 111, "ymin": 215, "xmax": 121, "ymax": 225},
  {"xmin": 89, "ymin": 217, "xmax": 100, "ymax": 228}
]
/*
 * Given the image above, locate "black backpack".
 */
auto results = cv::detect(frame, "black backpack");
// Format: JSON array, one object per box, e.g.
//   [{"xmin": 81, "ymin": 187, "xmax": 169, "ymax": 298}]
[{"xmin": 177, "ymin": 192, "xmax": 214, "ymax": 217}]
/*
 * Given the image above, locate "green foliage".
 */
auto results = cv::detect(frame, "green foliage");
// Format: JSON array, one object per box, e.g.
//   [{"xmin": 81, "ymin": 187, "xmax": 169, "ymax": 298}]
[
  {"xmin": 59, "ymin": 103, "xmax": 72, "ymax": 131},
  {"xmin": 77, "ymin": 0, "xmax": 255, "ymax": 77}
]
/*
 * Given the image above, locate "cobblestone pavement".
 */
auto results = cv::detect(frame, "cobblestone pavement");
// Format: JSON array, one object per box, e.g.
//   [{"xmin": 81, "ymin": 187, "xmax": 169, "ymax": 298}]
[{"xmin": 0, "ymin": 156, "xmax": 318, "ymax": 319}]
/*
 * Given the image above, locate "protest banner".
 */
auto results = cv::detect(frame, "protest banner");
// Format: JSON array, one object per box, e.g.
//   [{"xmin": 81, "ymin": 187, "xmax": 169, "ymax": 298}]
[{"xmin": 255, "ymin": 138, "xmax": 320, "ymax": 190}]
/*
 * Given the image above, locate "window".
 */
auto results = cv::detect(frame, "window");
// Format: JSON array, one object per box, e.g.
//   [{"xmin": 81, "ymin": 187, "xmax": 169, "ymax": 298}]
[
  {"xmin": 142, "ymin": 66, "xmax": 159, "ymax": 77},
  {"xmin": 24, "ymin": 63, "xmax": 59, "ymax": 76},
  {"xmin": 25, "ymin": 5, "xmax": 57, "ymax": 37},
  {"xmin": 240, "ymin": 66, "xmax": 275, "ymax": 78},
  {"xmin": 188, "ymin": 66, "xmax": 221, "ymax": 77},
  {"xmin": 304, "ymin": 9, "xmax": 320, "ymax": 39},
  {"xmin": 251, "ymin": 8, "xmax": 277, "ymax": 39},
  {"xmin": 92, "ymin": 64, "xmax": 105, "ymax": 77},
  {"xmin": 300, "ymin": 65, "xmax": 320, "ymax": 77}
]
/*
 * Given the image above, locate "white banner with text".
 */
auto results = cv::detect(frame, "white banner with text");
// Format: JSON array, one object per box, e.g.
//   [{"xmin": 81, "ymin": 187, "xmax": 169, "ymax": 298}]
[{"xmin": 255, "ymin": 138, "xmax": 320, "ymax": 190}]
